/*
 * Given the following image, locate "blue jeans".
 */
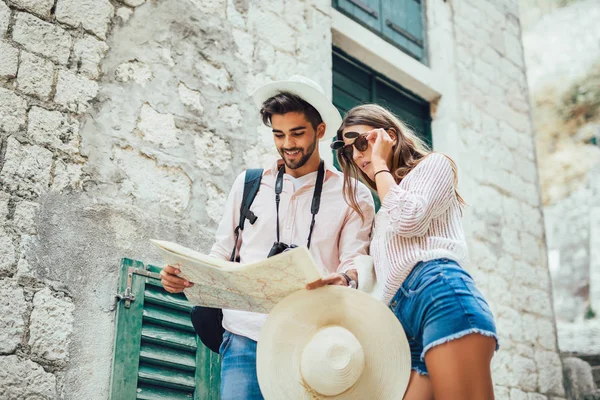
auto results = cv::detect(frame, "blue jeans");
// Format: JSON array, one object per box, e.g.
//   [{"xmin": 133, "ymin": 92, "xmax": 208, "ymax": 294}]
[
  {"xmin": 219, "ymin": 330, "xmax": 264, "ymax": 400},
  {"xmin": 389, "ymin": 258, "xmax": 499, "ymax": 375}
]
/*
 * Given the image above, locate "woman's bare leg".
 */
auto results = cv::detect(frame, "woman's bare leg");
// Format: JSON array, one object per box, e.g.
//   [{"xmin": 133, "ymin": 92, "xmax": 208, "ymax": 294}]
[
  {"xmin": 403, "ymin": 371, "xmax": 434, "ymax": 400},
  {"xmin": 424, "ymin": 333, "xmax": 496, "ymax": 400}
]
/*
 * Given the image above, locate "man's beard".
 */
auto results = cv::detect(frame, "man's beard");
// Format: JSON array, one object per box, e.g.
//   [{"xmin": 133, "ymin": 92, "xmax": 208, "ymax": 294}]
[{"xmin": 278, "ymin": 136, "xmax": 317, "ymax": 170}]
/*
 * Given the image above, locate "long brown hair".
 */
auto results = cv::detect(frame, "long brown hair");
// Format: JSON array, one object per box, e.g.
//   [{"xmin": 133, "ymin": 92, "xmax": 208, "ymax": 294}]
[{"xmin": 336, "ymin": 104, "xmax": 465, "ymax": 219}]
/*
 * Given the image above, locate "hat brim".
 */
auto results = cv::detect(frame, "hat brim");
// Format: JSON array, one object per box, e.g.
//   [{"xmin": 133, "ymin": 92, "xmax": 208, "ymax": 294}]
[
  {"xmin": 252, "ymin": 81, "xmax": 342, "ymax": 141},
  {"xmin": 257, "ymin": 286, "xmax": 411, "ymax": 399}
]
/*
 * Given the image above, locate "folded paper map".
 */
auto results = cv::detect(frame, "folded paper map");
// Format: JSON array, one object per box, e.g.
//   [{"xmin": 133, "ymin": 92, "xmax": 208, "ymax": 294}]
[{"xmin": 151, "ymin": 240, "xmax": 323, "ymax": 314}]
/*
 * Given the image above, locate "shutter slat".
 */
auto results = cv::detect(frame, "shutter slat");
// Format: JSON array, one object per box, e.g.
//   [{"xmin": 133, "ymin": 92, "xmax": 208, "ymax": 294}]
[
  {"xmin": 136, "ymin": 383, "xmax": 193, "ymax": 400},
  {"xmin": 144, "ymin": 287, "xmax": 193, "ymax": 312},
  {"xmin": 142, "ymin": 323, "xmax": 197, "ymax": 352},
  {"xmin": 143, "ymin": 304, "xmax": 195, "ymax": 332},
  {"xmin": 138, "ymin": 364, "xmax": 196, "ymax": 391},
  {"xmin": 140, "ymin": 342, "xmax": 196, "ymax": 371}
]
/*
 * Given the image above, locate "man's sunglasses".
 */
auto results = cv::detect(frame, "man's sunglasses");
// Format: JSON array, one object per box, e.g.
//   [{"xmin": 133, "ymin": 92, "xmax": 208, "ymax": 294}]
[{"xmin": 330, "ymin": 131, "xmax": 368, "ymax": 159}]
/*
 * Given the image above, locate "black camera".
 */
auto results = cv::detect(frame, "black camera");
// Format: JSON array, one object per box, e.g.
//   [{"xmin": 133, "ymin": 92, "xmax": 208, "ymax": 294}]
[{"xmin": 267, "ymin": 242, "xmax": 298, "ymax": 258}]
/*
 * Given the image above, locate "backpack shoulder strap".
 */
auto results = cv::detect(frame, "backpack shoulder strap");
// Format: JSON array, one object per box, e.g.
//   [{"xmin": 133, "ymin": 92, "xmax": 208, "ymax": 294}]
[
  {"xmin": 239, "ymin": 168, "xmax": 263, "ymax": 230},
  {"xmin": 230, "ymin": 169, "xmax": 263, "ymax": 262}
]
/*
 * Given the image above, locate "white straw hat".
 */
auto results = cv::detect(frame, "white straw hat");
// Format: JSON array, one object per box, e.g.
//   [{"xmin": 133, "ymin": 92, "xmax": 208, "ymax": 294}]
[
  {"xmin": 257, "ymin": 286, "xmax": 411, "ymax": 399},
  {"xmin": 252, "ymin": 75, "xmax": 343, "ymax": 141}
]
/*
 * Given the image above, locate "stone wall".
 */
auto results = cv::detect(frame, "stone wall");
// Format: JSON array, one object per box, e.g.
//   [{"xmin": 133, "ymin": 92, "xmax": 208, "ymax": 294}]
[
  {"xmin": 428, "ymin": 0, "xmax": 566, "ymax": 398},
  {"xmin": 0, "ymin": 0, "xmax": 565, "ymax": 398},
  {"xmin": 0, "ymin": 0, "xmax": 331, "ymax": 398}
]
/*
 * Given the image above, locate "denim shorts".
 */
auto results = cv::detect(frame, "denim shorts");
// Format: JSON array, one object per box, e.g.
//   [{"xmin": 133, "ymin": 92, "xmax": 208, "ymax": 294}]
[{"xmin": 389, "ymin": 258, "xmax": 499, "ymax": 375}]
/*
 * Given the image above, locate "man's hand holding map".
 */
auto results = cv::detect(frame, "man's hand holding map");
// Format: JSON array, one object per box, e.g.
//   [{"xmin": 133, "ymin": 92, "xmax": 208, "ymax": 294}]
[{"xmin": 151, "ymin": 240, "xmax": 322, "ymax": 314}]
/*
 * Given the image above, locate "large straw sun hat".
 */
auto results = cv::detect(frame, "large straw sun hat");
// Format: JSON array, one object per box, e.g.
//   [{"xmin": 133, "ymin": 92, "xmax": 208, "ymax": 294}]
[{"xmin": 256, "ymin": 286, "xmax": 411, "ymax": 399}]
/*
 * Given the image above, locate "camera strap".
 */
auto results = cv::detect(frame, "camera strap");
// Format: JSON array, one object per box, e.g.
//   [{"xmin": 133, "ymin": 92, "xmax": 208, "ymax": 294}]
[{"xmin": 275, "ymin": 160, "xmax": 325, "ymax": 249}]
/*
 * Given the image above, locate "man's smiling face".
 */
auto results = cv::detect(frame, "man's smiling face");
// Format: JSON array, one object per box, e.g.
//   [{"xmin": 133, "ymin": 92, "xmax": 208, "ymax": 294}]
[{"xmin": 272, "ymin": 112, "xmax": 323, "ymax": 174}]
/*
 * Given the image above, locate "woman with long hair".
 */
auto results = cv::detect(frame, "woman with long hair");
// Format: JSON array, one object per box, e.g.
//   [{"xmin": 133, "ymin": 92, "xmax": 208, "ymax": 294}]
[{"xmin": 331, "ymin": 104, "xmax": 498, "ymax": 399}]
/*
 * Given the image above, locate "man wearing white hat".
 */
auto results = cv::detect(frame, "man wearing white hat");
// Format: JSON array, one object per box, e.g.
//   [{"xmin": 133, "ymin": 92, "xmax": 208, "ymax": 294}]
[{"xmin": 160, "ymin": 76, "xmax": 375, "ymax": 399}]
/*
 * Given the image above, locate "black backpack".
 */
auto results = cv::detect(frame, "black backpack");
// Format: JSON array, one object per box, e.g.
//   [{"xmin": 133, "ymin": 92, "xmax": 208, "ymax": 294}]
[{"xmin": 190, "ymin": 169, "xmax": 263, "ymax": 354}]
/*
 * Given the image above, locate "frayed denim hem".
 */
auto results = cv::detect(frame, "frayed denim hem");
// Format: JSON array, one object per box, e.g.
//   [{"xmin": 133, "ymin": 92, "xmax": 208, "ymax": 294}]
[
  {"xmin": 412, "ymin": 366, "xmax": 429, "ymax": 376},
  {"xmin": 420, "ymin": 328, "xmax": 499, "ymax": 362}
]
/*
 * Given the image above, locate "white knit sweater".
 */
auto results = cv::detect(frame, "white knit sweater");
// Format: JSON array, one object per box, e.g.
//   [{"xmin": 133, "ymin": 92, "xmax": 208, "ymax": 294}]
[{"xmin": 370, "ymin": 153, "xmax": 469, "ymax": 305}]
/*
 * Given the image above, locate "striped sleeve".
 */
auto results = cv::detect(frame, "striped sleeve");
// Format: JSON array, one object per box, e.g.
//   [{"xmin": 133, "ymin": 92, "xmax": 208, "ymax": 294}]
[{"xmin": 379, "ymin": 153, "xmax": 456, "ymax": 237}]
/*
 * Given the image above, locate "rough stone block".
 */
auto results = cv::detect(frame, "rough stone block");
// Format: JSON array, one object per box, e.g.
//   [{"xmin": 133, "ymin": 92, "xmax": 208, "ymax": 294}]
[
  {"xmin": 123, "ymin": 0, "xmax": 146, "ymax": 6},
  {"xmin": 0, "ymin": 1, "xmax": 10, "ymax": 37},
  {"xmin": 0, "ymin": 192, "xmax": 9, "ymax": 220},
  {"xmin": 514, "ymin": 354, "xmax": 539, "ymax": 392},
  {"xmin": 0, "ymin": 137, "xmax": 53, "ymax": 197},
  {"xmin": 115, "ymin": 60, "xmax": 152, "ymax": 86},
  {"xmin": 194, "ymin": 134, "xmax": 231, "ymax": 170},
  {"xmin": 0, "ymin": 230, "xmax": 16, "ymax": 276},
  {"xmin": 136, "ymin": 104, "xmax": 181, "ymax": 147},
  {"xmin": 13, "ymin": 201, "xmax": 39, "ymax": 235},
  {"xmin": 0, "ymin": 279, "xmax": 26, "ymax": 353},
  {"xmin": 55, "ymin": 0, "xmax": 114, "ymax": 39},
  {"xmin": 563, "ymin": 357, "xmax": 597, "ymax": 400},
  {"xmin": 12, "ymin": 12, "xmax": 72, "ymax": 65},
  {"xmin": 54, "ymin": 69, "xmax": 99, "ymax": 113},
  {"xmin": 28, "ymin": 106, "xmax": 80, "ymax": 155},
  {"xmin": 0, "ymin": 355, "xmax": 56, "ymax": 398},
  {"xmin": 0, "ymin": 88, "xmax": 27, "ymax": 133},
  {"xmin": 73, "ymin": 35, "xmax": 109, "ymax": 79},
  {"xmin": 116, "ymin": 7, "xmax": 133, "ymax": 22},
  {"xmin": 495, "ymin": 385, "xmax": 510, "ymax": 400},
  {"xmin": 0, "ymin": 40, "xmax": 19, "ymax": 79},
  {"xmin": 10, "ymin": 0, "xmax": 54, "ymax": 17},
  {"xmin": 193, "ymin": 0, "xmax": 226, "ymax": 18},
  {"xmin": 528, "ymin": 394, "xmax": 548, "ymax": 400},
  {"xmin": 536, "ymin": 350, "xmax": 566, "ymax": 397},
  {"xmin": 178, "ymin": 83, "xmax": 204, "ymax": 113},
  {"xmin": 521, "ymin": 312, "xmax": 539, "ymax": 343},
  {"xmin": 112, "ymin": 147, "xmax": 192, "ymax": 213},
  {"xmin": 511, "ymin": 388, "xmax": 529, "ymax": 400},
  {"xmin": 51, "ymin": 160, "xmax": 82, "ymax": 192},
  {"xmin": 17, "ymin": 51, "xmax": 54, "ymax": 99},
  {"xmin": 536, "ymin": 317, "xmax": 557, "ymax": 350},
  {"xmin": 195, "ymin": 60, "xmax": 231, "ymax": 91},
  {"xmin": 29, "ymin": 288, "xmax": 74, "ymax": 362}
]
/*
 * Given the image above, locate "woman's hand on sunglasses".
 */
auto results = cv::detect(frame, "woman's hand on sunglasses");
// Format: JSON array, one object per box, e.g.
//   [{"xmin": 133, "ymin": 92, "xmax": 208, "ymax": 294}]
[{"xmin": 366, "ymin": 128, "xmax": 394, "ymax": 169}]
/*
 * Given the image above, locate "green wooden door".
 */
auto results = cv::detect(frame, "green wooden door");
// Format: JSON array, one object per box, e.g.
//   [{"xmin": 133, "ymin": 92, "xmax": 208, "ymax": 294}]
[
  {"xmin": 332, "ymin": 49, "xmax": 432, "ymax": 209},
  {"xmin": 110, "ymin": 258, "xmax": 221, "ymax": 400}
]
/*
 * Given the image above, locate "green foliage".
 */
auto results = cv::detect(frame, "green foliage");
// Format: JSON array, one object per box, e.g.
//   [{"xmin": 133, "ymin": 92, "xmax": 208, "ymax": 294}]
[
  {"xmin": 584, "ymin": 304, "xmax": 596, "ymax": 320},
  {"xmin": 561, "ymin": 62, "xmax": 600, "ymax": 124}
]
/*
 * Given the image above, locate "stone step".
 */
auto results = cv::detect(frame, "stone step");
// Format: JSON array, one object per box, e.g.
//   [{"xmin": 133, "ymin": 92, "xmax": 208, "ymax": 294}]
[
  {"xmin": 593, "ymin": 366, "xmax": 600, "ymax": 389},
  {"xmin": 566, "ymin": 353, "xmax": 600, "ymax": 367}
]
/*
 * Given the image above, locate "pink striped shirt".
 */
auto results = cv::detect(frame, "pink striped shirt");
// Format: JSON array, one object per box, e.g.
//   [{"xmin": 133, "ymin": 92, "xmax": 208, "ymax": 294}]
[{"xmin": 370, "ymin": 153, "xmax": 469, "ymax": 305}]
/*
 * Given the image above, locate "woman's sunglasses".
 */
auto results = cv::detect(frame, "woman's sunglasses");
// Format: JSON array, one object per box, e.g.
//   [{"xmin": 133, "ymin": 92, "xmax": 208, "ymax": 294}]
[{"xmin": 330, "ymin": 131, "xmax": 368, "ymax": 159}]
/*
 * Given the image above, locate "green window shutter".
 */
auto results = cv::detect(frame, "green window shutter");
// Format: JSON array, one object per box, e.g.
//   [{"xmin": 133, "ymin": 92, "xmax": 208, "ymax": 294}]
[
  {"xmin": 110, "ymin": 259, "xmax": 220, "ymax": 400},
  {"xmin": 336, "ymin": 0, "xmax": 382, "ymax": 31},
  {"xmin": 381, "ymin": 0, "xmax": 426, "ymax": 62},
  {"xmin": 334, "ymin": 0, "xmax": 427, "ymax": 64}
]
